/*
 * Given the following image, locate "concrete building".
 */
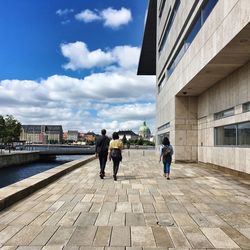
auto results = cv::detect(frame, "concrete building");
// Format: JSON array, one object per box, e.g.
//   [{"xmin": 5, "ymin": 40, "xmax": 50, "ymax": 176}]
[
  {"xmin": 20, "ymin": 125, "xmax": 63, "ymax": 144},
  {"xmin": 138, "ymin": 0, "xmax": 250, "ymax": 174},
  {"xmin": 67, "ymin": 130, "xmax": 79, "ymax": 142}
]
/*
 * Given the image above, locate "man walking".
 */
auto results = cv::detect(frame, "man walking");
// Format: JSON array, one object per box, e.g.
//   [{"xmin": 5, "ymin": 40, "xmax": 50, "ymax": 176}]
[{"xmin": 95, "ymin": 129, "xmax": 110, "ymax": 179}]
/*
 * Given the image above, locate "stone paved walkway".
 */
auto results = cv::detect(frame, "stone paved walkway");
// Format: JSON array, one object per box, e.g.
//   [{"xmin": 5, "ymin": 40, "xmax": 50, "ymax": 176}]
[{"xmin": 0, "ymin": 150, "xmax": 250, "ymax": 249}]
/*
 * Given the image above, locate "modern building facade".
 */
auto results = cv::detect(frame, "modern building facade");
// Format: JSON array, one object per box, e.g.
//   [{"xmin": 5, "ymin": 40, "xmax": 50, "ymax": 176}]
[
  {"xmin": 20, "ymin": 125, "xmax": 63, "ymax": 144},
  {"xmin": 138, "ymin": 0, "xmax": 250, "ymax": 174}
]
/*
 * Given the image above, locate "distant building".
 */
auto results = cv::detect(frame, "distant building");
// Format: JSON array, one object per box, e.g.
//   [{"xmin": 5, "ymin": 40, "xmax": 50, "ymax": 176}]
[
  {"xmin": 63, "ymin": 132, "xmax": 68, "ymax": 141},
  {"xmin": 20, "ymin": 125, "xmax": 63, "ymax": 144},
  {"xmin": 84, "ymin": 132, "xmax": 96, "ymax": 143},
  {"xmin": 138, "ymin": 121, "xmax": 151, "ymax": 139},
  {"xmin": 117, "ymin": 130, "xmax": 139, "ymax": 140},
  {"xmin": 67, "ymin": 130, "xmax": 79, "ymax": 142}
]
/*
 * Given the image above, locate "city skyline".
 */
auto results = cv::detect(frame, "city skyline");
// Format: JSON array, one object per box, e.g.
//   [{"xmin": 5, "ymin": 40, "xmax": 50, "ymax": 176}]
[{"xmin": 0, "ymin": 0, "xmax": 155, "ymax": 134}]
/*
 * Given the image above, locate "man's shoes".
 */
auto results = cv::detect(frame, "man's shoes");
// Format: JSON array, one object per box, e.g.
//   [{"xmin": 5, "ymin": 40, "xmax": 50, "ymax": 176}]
[
  {"xmin": 113, "ymin": 175, "xmax": 117, "ymax": 181},
  {"xmin": 100, "ymin": 173, "xmax": 104, "ymax": 179},
  {"xmin": 167, "ymin": 177, "xmax": 170, "ymax": 180}
]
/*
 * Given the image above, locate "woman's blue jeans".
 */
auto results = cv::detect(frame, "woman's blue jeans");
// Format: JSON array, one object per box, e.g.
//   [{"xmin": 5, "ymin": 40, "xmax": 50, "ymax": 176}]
[{"xmin": 163, "ymin": 161, "xmax": 171, "ymax": 174}]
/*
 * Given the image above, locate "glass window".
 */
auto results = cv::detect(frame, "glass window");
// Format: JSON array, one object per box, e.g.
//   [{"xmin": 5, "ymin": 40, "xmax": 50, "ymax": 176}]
[
  {"xmin": 237, "ymin": 122, "xmax": 250, "ymax": 146},
  {"xmin": 243, "ymin": 102, "xmax": 250, "ymax": 112},
  {"xmin": 158, "ymin": 0, "xmax": 181, "ymax": 54},
  {"xmin": 159, "ymin": 0, "xmax": 166, "ymax": 18},
  {"xmin": 215, "ymin": 125, "xmax": 236, "ymax": 145},
  {"xmin": 166, "ymin": 0, "xmax": 218, "ymax": 78},
  {"xmin": 214, "ymin": 108, "xmax": 234, "ymax": 120},
  {"xmin": 202, "ymin": 0, "xmax": 218, "ymax": 23},
  {"xmin": 158, "ymin": 132, "xmax": 170, "ymax": 144}
]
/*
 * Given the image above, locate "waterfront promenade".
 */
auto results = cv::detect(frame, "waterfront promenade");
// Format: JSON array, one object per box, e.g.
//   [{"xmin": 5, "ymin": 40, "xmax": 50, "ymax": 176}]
[{"xmin": 0, "ymin": 150, "xmax": 250, "ymax": 249}]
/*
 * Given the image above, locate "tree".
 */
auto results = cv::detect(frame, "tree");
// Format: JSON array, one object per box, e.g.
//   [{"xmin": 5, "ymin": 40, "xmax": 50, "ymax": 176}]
[
  {"xmin": 0, "ymin": 115, "xmax": 21, "ymax": 152},
  {"xmin": 122, "ymin": 135, "xmax": 127, "ymax": 145}
]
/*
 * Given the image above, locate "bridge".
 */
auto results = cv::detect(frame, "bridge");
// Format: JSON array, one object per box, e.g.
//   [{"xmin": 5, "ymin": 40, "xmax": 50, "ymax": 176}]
[{"xmin": 23, "ymin": 144, "xmax": 96, "ymax": 155}]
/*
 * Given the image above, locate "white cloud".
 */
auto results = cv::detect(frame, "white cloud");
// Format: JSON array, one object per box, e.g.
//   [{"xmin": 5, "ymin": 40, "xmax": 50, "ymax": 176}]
[
  {"xmin": 75, "ymin": 7, "xmax": 132, "ymax": 29},
  {"xmin": 61, "ymin": 41, "xmax": 140, "ymax": 70},
  {"xmin": 61, "ymin": 42, "xmax": 114, "ymax": 70},
  {"xmin": 101, "ymin": 7, "xmax": 132, "ymax": 28},
  {"xmin": 56, "ymin": 9, "xmax": 74, "ymax": 16},
  {"xmin": 75, "ymin": 9, "xmax": 101, "ymax": 23},
  {"xmin": 0, "ymin": 72, "xmax": 155, "ymax": 132},
  {"xmin": 97, "ymin": 103, "xmax": 155, "ymax": 120}
]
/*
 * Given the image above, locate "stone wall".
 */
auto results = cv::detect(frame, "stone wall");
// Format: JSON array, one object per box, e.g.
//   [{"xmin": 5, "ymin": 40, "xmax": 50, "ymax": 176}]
[{"xmin": 0, "ymin": 152, "xmax": 40, "ymax": 168}]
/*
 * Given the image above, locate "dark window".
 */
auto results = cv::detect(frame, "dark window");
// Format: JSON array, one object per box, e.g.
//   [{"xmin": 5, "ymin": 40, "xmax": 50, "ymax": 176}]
[
  {"xmin": 159, "ymin": 0, "xmax": 181, "ymax": 54},
  {"xmin": 243, "ymin": 102, "xmax": 250, "ymax": 112},
  {"xmin": 237, "ymin": 122, "xmax": 250, "ymax": 146},
  {"xmin": 167, "ymin": 0, "xmax": 218, "ymax": 78},
  {"xmin": 158, "ymin": 74, "xmax": 165, "ymax": 94},
  {"xmin": 215, "ymin": 125, "xmax": 236, "ymax": 146},
  {"xmin": 202, "ymin": 0, "xmax": 218, "ymax": 22},
  {"xmin": 159, "ymin": 0, "xmax": 166, "ymax": 18},
  {"xmin": 215, "ymin": 121, "xmax": 250, "ymax": 146},
  {"xmin": 214, "ymin": 108, "xmax": 234, "ymax": 120}
]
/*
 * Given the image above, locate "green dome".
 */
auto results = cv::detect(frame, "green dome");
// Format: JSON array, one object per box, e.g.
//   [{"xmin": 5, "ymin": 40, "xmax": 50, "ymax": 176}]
[{"xmin": 139, "ymin": 121, "xmax": 151, "ymax": 138}]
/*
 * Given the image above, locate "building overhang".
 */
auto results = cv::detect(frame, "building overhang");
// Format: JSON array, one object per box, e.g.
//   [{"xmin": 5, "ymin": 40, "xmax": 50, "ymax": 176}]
[
  {"xmin": 177, "ymin": 22, "xmax": 250, "ymax": 96},
  {"xmin": 137, "ymin": 0, "xmax": 157, "ymax": 75}
]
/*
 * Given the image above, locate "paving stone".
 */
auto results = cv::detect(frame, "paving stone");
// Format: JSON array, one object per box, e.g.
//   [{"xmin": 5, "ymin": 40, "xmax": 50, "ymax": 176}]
[
  {"xmin": 125, "ymin": 213, "xmax": 145, "ymax": 226},
  {"xmin": 0, "ymin": 246, "xmax": 17, "ymax": 250},
  {"xmin": 0, "ymin": 211, "xmax": 21, "ymax": 224},
  {"xmin": 110, "ymin": 226, "xmax": 130, "ymax": 247},
  {"xmin": 30, "ymin": 226, "xmax": 59, "ymax": 245},
  {"xmin": 151, "ymin": 226, "xmax": 173, "ymax": 247},
  {"xmin": 221, "ymin": 226, "xmax": 250, "ymax": 249},
  {"xmin": 116, "ymin": 203, "xmax": 131, "ymax": 213},
  {"xmin": 108, "ymin": 213, "xmax": 125, "ymax": 226},
  {"xmin": 42, "ymin": 246, "xmax": 63, "ymax": 250},
  {"xmin": 93, "ymin": 226, "xmax": 112, "ymax": 246},
  {"xmin": 95, "ymin": 211, "xmax": 111, "ymax": 226},
  {"xmin": 72, "ymin": 203, "xmax": 92, "ymax": 213},
  {"xmin": 201, "ymin": 227, "xmax": 240, "ymax": 248},
  {"xmin": 0, "ymin": 225, "xmax": 23, "ymax": 245},
  {"xmin": 67, "ymin": 226, "xmax": 97, "ymax": 246},
  {"xmin": 131, "ymin": 226, "xmax": 155, "ymax": 247},
  {"xmin": 74, "ymin": 213, "xmax": 98, "ymax": 226},
  {"xmin": 79, "ymin": 248, "xmax": 103, "ymax": 250},
  {"xmin": 47, "ymin": 226, "xmax": 75, "ymax": 245},
  {"xmin": 167, "ymin": 227, "xmax": 191, "ymax": 248},
  {"xmin": 30, "ymin": 212, "xmax": 53, "ymax": 226},
  {"xmin": 142, "ymin": 204, "xmax": 155, "ymax": 213},
  {"xmin": 5, "ymin": 225, "xmax": 43, "ymax": 246},
  {"xmin": 181, "ymin": 226, "xmax": 213, "ymax": 248},
  {"xmin": 100, "ymin": 203, "xmax": 116, "ymax": 213},
  {"xmin": 58, "ymin": 212, "xmax": 80, "ymax": 226},
  {"xmin": 171, "ymin": 213, "xmax": 197, "ymax": 227},
  {"xmin": 90, "ymin": 203, "xmax": 103, "ymax": 213},
  {"xmin": 43, "ymin": 212, "xmax": 66, "ymax": 226},
  {"xmin": 131, "ymin": 204, "xmax": 143, "ymax": 213},
  {"xmin": 105, "ymin": 247, "xmax": 125, "ymax": 250},
  {"xmin": 16, "ymin": 247, "xmax": 42, "ymax": 250}
]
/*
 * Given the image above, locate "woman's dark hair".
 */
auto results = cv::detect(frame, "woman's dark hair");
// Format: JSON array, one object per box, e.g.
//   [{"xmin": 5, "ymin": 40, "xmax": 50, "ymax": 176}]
[
  {"xmin": 112, "ymin": 132, "xmax": 119, "ymax": 140},
  {"xmin": 162, "ymin": 137, "xmax": 170, "ymax": 146}
]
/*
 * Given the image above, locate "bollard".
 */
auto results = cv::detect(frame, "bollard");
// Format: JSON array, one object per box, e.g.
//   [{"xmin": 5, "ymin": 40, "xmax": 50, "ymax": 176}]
[
  {"xmin": 128, "ymin": 150, "xmax": 130, "ymax": 157},
  {"xmin": 143, "ymin": 150, "xmax": 145, "ymax": 156}
]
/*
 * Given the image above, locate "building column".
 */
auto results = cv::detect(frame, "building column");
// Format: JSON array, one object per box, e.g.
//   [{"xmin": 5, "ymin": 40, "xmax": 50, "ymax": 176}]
[{"xmin": 174, "ymin": 96, "xmax": 198, "ymax": 162}]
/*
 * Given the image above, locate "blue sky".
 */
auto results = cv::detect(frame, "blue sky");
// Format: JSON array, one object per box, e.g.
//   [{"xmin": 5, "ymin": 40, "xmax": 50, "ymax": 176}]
[{"xmin": 0, "ymin": 0, "xmax": 155, "ymax": 135}]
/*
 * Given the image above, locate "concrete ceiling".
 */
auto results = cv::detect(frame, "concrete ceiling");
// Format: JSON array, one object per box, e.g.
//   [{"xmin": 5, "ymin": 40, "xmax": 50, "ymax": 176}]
[
  {"xmin": 177, "ymin": 23, "xmax": 250, "ymax": 96},
  {"xmin": 137, "ymin": 0, "xmax": 157, "ymax": 75}
]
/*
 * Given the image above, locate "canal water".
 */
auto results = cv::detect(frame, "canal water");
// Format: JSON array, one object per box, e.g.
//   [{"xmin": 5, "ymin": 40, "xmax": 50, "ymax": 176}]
[{"xmin": 0, "ymin": 155, "xmax": 88, "ymax": 189}]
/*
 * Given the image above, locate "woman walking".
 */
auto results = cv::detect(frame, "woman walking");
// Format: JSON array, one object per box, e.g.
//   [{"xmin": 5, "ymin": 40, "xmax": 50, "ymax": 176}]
[
  {"xmin": 109, "ymin": 132, "xmax": 123, "ymax": 181},
  {"xmin": 159, "ymin": 137, "xmax": 174, "ymax": 179}
]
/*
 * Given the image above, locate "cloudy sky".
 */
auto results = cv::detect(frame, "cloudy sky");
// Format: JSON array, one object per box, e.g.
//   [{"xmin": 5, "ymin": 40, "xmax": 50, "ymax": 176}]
[{"xmin": 0, "ymin": 0, "xmax": 155, "ymax": 135}]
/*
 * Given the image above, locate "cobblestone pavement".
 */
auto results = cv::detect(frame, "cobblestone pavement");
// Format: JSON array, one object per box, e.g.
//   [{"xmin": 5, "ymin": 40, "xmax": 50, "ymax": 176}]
[{"xmin": 0, "ymin": 150, "xmax": 250, "ymax": 249}]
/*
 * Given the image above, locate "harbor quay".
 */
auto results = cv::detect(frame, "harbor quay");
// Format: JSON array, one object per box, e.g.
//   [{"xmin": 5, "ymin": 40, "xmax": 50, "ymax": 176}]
[{"xmin": 0, "ymin": 150, "xmax": 249, "ymax": 249}]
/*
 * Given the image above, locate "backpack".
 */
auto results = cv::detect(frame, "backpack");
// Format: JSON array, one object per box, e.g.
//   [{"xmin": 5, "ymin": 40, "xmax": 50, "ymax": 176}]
[
  {"xmin": 162, "ymin": 145, "xmax": 173, "ymax": 161},
  {"xmin": 111, "ymin": 148, "xmax": 122, "ymax": 161}
]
